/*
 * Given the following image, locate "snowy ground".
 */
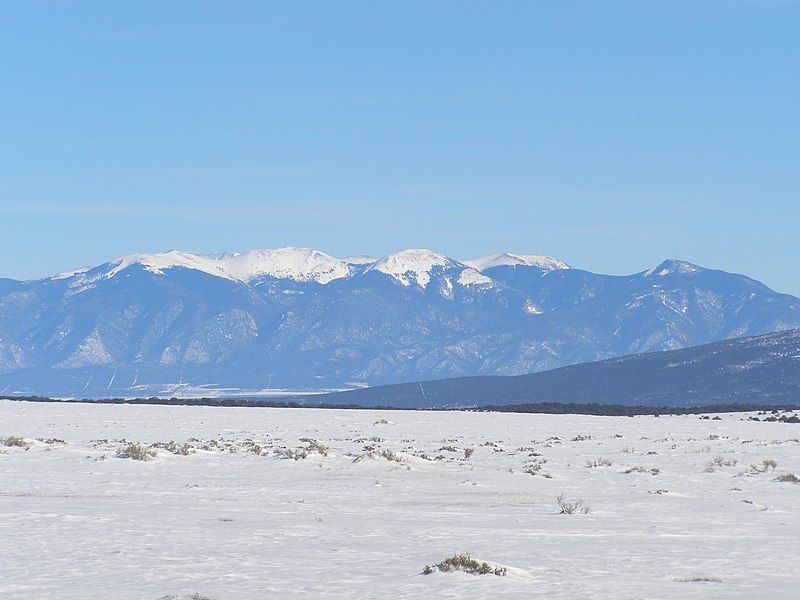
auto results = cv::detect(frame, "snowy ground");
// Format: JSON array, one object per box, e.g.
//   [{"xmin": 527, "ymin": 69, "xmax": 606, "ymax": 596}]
[{"xmin": 1, "ymin": 400, "xmax": 799, "ymax": 599}]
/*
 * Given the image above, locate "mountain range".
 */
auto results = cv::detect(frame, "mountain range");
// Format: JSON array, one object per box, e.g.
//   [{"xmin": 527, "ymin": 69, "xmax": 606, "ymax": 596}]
[{"xmin": 0, "ymin": 247, "xmax": 798, "ymax": 397}]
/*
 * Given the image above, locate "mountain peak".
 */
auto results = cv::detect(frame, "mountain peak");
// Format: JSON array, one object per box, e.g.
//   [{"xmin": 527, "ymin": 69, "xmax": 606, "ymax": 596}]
[
  {"xmin": 645, "ymin": 259, "xmax": 703, "ymax": 277},
  {"xmin": 464, "ymin": 252, "xmax": 570, "ymax": 272},
  {"xmin": 367, "ymin": 249, "xmax": 461, "ymax": 288},
  {"xmin": 87, "ymin": 247, "xmax": 351, "ymax": 285},
  {"xmin": 104, "ymin": 251, "xmax": 233, "ymax": 280},
  {"xmin": 214, "ymin": 247, "xmax": 351, "ymax": 284}
]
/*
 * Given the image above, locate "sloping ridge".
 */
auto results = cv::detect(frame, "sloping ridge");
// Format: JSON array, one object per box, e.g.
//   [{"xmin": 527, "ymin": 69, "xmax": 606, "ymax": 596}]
[{"xmin": 315, "ymin": 329, "xmax": 800, "ymax": 408}]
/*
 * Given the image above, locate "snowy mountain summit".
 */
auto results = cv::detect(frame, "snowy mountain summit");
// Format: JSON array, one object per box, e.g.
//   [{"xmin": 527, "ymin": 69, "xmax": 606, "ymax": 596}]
[
  {"xmin": 59, "ymin": 247, "xmax": 570, "ymax": 289},
  {"xmin": 85, "ymin": 247, "xmax": 352, "ymax": 285},
  {"xmin": 213, "ymin": 248, "xmax": 351, "ymax": 284},
  {"xmin": 367, "ymin": 249, "xmax": 466, "ymax": 288},
  {"xmin": 464, "ymin": 252, "xmax": 570, "ymax": 272}
]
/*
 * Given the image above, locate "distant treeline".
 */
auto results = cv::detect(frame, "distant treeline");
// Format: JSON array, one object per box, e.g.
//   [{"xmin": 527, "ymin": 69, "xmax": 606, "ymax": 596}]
[
  {"xmin": 2, "ymin": 394, "xmax": 798, "ymax": 416},
  {"xmin": 0, "ymin": 395, "xmax": 378, "ymax": 410},
  {"xmin": 471, "ymin": 401, "xmax": 800, "ymax": 416}
]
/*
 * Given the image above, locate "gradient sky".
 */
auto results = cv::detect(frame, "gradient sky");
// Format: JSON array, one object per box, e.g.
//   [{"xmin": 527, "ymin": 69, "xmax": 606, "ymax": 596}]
[{"xmin": 1, "ymin": 1, "xmax": 798, "ymax": 294}]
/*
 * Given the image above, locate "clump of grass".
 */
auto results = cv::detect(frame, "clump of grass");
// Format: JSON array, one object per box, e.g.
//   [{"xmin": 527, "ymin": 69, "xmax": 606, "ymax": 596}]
[
  {"xmin": 750, "ymin": 459, "xmax": 778, "ymax": 474},
  {"xmin": 463, "ymin": 448, "xmax": 475, "ymax": 459},
  {"xmin": 677, "ymin": 575, "xmax": 723, "ymax": 583},
  {"xmin": 523, "ymin": 459, "xmax": 552, "ymax": 478},
  {"xmin": 711, "ymin": 456, "xmax": 738, "ymax": 467},
  {"xmin": 380, "ymin": 448, "xmax": 403, "ymax": 462},
  {"xmin": 373, "ymin": 418, "xmax": 392, "ymax": 425},
  {"xmin": 275, "ymin": 447, "xmax": 310, "ymax": 460},
  {"xmin": 303, "ymin": 439, "xmax": 329, "ymax": 456},
  {"xmin": 37, "ymin": 438, "xmax": 66, "ymax": 445},
  {"xmin": 422, "ymin": 554, "xmax": 507, "ymax": 576},
  {"xmin": 776, "ymin": 473, "xmax": 799, "ymax": 483},
  {"xmin": 1, "ymin": 436, "xmax": 29, "ymax": 448},
  {"xmin": 117, "ymin": 442, "xmax": 156, "ymax": 461},
  {"xmin": 152, "ymin": 441, "xmax": 192, "ymax": 455},
  {"xmin": 556, "ymin": 493, "xmax": 590, "ymax": 514},
  {"xmin": 586, "ymin": 458, "xmax": 613, "ymax": 468},
  {"xmin": 623, "ymin": 466, "xmax": 660, "ymax": 475},
  {"xmin": 351, "ymin": 447, "xmax": 404, "ymax": 463},
  {"xmin": 240, "ymin": 440, "xmax": 262, "ymax": 455},
  {"xmin": 277, "ymin": 439, "xmax": 329, "ymax": 460}
]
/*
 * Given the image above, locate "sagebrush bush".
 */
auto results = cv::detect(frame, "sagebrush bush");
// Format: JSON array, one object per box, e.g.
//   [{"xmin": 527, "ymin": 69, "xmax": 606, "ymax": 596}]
[
  {"xmin": 276, "ymin": 439, "xmax": 329, "ymax": 460},
  {"xmin": 677, "ymin": 575, "xmax": 723, "ymax": 583},
  {"xmin": 523, "ymin": 459, "xmax": 552, "ymax": 478},
  {"xmin": 152, "ymin": 441, "xmax": 192, "ymax": 455},
  {"xmin": 380, "ymin": 448, "xmax": 402, "ymax": 462},
  {"xmin": 301, "ymin": 438, "xmax": 329, "ymax": 456},
  {"xmin": 117, "ymin": 443, "xmax": 156, "ymax": 461},
  {"xmin": 624, "ymin": 466, "xmax": 659, "ymax": 475},
  {"xmin": 275, "ymin": 447, "xmax": 309, "ymax": 460},
  {"xmin": 750, "ymin": 459, "xmax": 778, "ymax": 474},
  {"xmin": 1, "ymin": 436, "xmax": 28, "ymax": 448},
  {"xmin": 557, "ymin": 493, "xmax": 589, "ymax": 514},
  {"xmin": 711, "ymin": 456, "xmax": 738, "ymax": 467},
  {"xmin": 422, "ymin": 554, "xmax": 507, "ymax": 576}
]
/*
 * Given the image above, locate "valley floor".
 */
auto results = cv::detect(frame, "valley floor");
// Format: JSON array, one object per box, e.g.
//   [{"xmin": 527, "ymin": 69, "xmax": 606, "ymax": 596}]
[{"xmin": 1, "ymin": 400, "xmax": 799, "ymax": 599}]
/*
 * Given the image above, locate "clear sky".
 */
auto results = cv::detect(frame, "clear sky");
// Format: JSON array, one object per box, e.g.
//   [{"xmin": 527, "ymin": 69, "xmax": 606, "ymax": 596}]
[{"xmin": 1, "ymin": 1, "xmax": 798, "ymax": 294}]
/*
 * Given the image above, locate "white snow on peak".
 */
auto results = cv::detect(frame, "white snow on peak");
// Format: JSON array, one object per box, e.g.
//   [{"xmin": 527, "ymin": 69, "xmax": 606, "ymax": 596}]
[
  {"xmin": 367, "ymin": 249, "xmax": 461, "ymax": 288},
  {"xmin": 457, "ymin": 268, "xmax": 494, "ymax": 287},
  {"xmin": 105, "ymin": 251, "xmax": 233, "ymax": 280},
  {"xmin": 214, "ymin": 248, "xmax": 351, "ymax": 284},
  {"xmin": 51, "ymin": 248, "xmax": 570, "ymax": 287},
  {"xmin": 464, "ymin": 253, "xmax": 570, "ymax": 272},
  {"xmin": 341, "ymin": 255, "xmax": 377, "ymax": 265},
  {"xmin": 645, "ymin": 259, "xmax": 702, "ymax": 277},
  {"xmin": 97, "ymin": 248, "xmax": 351, "ymax": 284},
  {"xmin": 51, "ymin": 266, "xmax": 91, "ymax": 280}
]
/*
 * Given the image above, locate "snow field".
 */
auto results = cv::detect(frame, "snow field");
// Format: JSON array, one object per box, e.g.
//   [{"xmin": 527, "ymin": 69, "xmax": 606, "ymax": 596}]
[{"xmin": 1, "ymin": 400, "xmax": 799, "ymax": 599}]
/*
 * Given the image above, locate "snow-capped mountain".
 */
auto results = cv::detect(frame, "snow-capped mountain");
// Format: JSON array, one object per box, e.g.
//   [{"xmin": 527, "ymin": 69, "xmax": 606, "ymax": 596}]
[
  {"xmin": 463, "ymin": 252, "xmax": 569, "ymax": 272},
  {"xmin": 0, "ymin": 248, "xmax": 798, "ymax": 396},
  {"xmin": 65, "ymin": 247, "xmax": 353, "ymax": 285}
]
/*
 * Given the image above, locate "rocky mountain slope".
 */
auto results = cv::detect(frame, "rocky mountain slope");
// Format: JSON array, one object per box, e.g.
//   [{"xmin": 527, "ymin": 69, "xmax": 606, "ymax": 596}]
[{"xmin": 312, "ymin": 329, "xmax": 800, "ymax": 408}]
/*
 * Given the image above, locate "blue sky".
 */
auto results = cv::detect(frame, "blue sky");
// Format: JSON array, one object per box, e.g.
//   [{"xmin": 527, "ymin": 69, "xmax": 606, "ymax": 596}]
[{"xmin": 1, "ymin": 1, "xmax": 799, "ymax": 293}]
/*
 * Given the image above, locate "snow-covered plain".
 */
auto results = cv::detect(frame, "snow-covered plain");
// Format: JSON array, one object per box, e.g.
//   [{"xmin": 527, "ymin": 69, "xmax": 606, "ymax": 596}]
[{"xmin": 1, "ymin": 400, "xmax": 799, "ymax": 599}]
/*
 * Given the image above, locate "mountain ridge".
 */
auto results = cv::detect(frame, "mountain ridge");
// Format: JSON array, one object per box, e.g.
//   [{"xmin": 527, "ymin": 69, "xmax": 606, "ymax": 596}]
[
  {"xmin": 40, "ymin": 247, "xmax": 570, "ymax": 287},
  {"xmin": 1, "ymin": 247, "xmax": 798, "ymax": 396}
]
